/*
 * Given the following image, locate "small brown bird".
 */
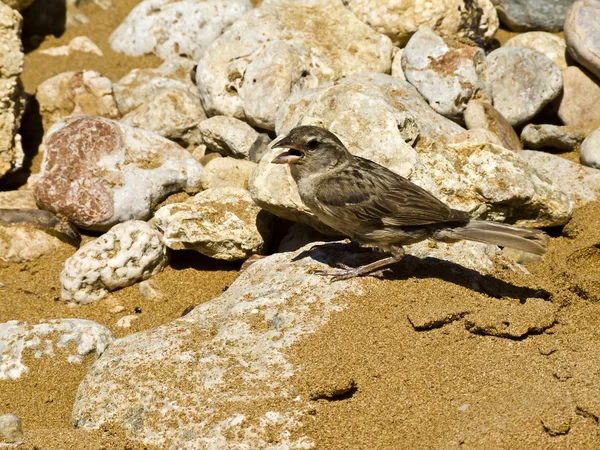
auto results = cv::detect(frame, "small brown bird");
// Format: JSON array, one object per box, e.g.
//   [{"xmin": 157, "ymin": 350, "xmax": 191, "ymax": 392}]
[{"xmin": 272, "ymin": 126, "xmax": 548, "ymax": 281}]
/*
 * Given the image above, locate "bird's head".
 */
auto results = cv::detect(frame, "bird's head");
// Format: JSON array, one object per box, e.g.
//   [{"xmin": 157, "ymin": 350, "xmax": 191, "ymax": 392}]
[{"xmin": 271, "ymin": 126, "xmax": 351, "ymax": 175}]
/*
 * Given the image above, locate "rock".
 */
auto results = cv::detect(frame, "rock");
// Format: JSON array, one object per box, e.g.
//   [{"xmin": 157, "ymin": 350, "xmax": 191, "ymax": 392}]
[
  {"xmin": 61, "ymin": 221, "xmax": 169, "ymax": 304},
  {"xmin": 0, "ymin": 4, "xmax": 25, "ymax": 179},
  {"xmin": 72, "ymin": 242, "xmax": 363, "ymax": 448},
  {"xmin": 492, "ymin": 0, "xmax": 575, "ymax": 32},
  {"xmin": 38, "ymin": 36, "xmax": 103, "ymax": 57},
  {"xmin": 345, "ymin": 0, "xmax": 499, "ymax": 47},
  {"xmin": 115, "ymin": 57, "xmax": 206, "ymax": 148},
  {"xmin": 0, "ymin": 319, "xmax": 113, "ymax": 380},
  {"xmin": 110, "ymin": 0, "xmax": 252, "ymax": 60},
  {"xmin": 36, "ymin": 70, "xmax": 120, "ymax": 131},
  {"xmin": 138, "ymin": 279, "xmax": 163, "ymax": 300},
  {"xmin": 504, "ymin": 32, "xmax": 568, "ymax": 70},
  {"xmin": 391, "ymin": 48, "xmax": 405, "ymax": 81},
  {"xmin": 487, "ymin": 48, "xmax": 563, "ymax": 126},
  {"xmin": 248, "ymin": 133, "xmax": 271, "ymax": 163},
  {"xmin": 464, "ymin": 99, "xmax": 522, "ymax": 151},
  {"xmin": 464, "ymin": 298, "xmax": 557, "ymax": 338},
  {"xmin": 198, "ymin": 116, "xmax": 260, "ymax": 159},
  {"xmin": 34, "ymin": 115, "xmax": 203, "ymax": 231},
  {"xmin": 520, "ymin": 124, "xmax": 588, "ymax": 150},
  {"xmin": 154, "ymin": 188, "xmax": 272, "ymax": 261},
  {"xmin": 0, "ymin": 414, "xmax": 23, "ymax": 444},
  {"xmin": 564, "ymin": 0, "xmax": 600, "ymax": 80},
  {"xmin": 401, "ymin": 27, "xmax": 490, "ymax": 121},
  {"xmin": 253, "ymin": 74, "xmax": 571, "ymax": 230},
  {"xmin": 2, "ymin": 0, "xmax": 34, "ymax": 10},
  {"xmin": 116, "ymin": 315, "xmax": 138, "ymax": 328},
  {"xmin": 558, "ymin": 66, "xmax": 600, "ymax": 130},
  {"xmin": 199, "ymin": 157, "xmax": 256, "ymax": 190},
  {"xmin": 0, "ymin": 191, "xmax": 74, "ymax": 262},
  {"xmin": 196, "ymin": 0, "xmax": 393, "ymax": 131},
  {"xmin": 447, "ymin": 128, "xmax": 507, "ymax": 148},
  {"xmin": 581, "ymin": 129, "xmax": 600, "ymax": 169},
  {"xmin": 519, "ymin": 150, "xmax": 600, "ymax": 206}
]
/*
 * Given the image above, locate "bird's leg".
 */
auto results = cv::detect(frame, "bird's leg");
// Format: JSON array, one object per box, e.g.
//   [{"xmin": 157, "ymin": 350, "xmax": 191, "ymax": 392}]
[{"xmin": 314, "ymin": 246, "xmax": 405, "ymax": 282}]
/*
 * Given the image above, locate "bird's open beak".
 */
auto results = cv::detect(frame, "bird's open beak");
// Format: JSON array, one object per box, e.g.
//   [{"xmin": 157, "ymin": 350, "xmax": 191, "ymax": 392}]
[{"xmin": 271, "ymin": 136, "xmax": 303, "ymax": 164}]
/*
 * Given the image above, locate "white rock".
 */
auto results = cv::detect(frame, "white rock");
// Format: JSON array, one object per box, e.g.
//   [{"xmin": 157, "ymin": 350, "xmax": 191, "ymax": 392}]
[
  {"xmin": 199, "ymin": 116, "xmax": 260, "ymax": 159},
  {"xmin": 154, "ymin": 188, "xmax": 272, "ymax": 261},
  {"xmin": 36, "ymin": 70, "xmax": 120, "ymax": 130},
  {"xmin": 115, "ymin": 57, "xmax": 206, "ymax": 148},
  {"xmin": 564, "ymin": 0, "xmax": 600, "ymax": 80},
  {"xmin": 61, "ymin": 221, "xmax": 169, "ymax": 304},
  {"xmin": 196, "ymin": 0, "xmax": 393, "ymax": 130},
  {"xmin": 109, "ymin": 0, "xmax": 252, "ymax": 60},
  {"xmin": 199, "ymin": 157, "xmax": 256, "ymax": 190},
  {"xmin": 116, "ymin": 315, "xmax": 138, "ymax": 328},
  {"xmin": 253, "ymin": 73, "xmax": 570, "ymax": 230},
  {"xmin": 0, "ymin": 4, "xmax": 25, "ymax": 179},
  {"xmin": 581, "ymin": 129, "xmax": 600, "ymax": 169},
  {"xmin": 345, "ymin": 0, "xmax": 499, "ymax": 47},
  {"xmin": 447, "ymin": 128, "xmax": 506, "ymax": 149},
  {"xmin": 39, "ymin": 36, "xmax": 104, "ymax": 57},
  {"xmin": 34, "ymin": 115, "xmax": 203, "ymax": 230},
  {"xmin": 519, "ymin": 150, "xmax": 600, "ymax": 206},
  {"xmin": 504, "ymin": 32, "xmax": 568, "ymax": 70},
  {"xmin": 401, "ymin": 27, "xmax": 490, "ymax": 120},
  {"xmin": 0, "ymin": 414, "xmax": 22, "ymax": 444},
  {"xmin": 138, "ymin": 279, "xmax": 163, "ymax": 300},
  {"xmin": 0, "ymin": 319, "xmax": 113, "ymax": 380},
  {"xmin": 464, "ymin": 100, "xmax": 522, "ymax": 151},
  {"xmin": 391, "ymin": 48, "xmax": 406, "ymax": 81},
  {"xmin": 487, "ymin": 48, "xmax": 563, "ymax": 126}
]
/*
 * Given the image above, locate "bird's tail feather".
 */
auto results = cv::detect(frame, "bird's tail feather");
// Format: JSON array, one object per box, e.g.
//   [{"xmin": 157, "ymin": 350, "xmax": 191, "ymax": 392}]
[{"xmin": 434, "ymin": 220, "xmax": 549, "ymax": 256}]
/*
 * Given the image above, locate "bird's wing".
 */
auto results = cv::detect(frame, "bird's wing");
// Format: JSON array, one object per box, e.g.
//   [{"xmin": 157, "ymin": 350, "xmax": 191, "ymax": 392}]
[{"xmin": 314, "ymin": 157, "xmax": 468, "ymax": 227}]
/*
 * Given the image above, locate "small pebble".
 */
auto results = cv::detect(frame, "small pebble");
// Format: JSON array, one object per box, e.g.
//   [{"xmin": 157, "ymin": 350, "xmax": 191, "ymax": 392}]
[
  {"xmin": 109, "ymin": 305, "xmax": 125, "ymax": 314},
  {"xmin": 580, "ymin": 129, "xmax": 600, "ymax": 169},
  {"xmin": 116, "ymin": 315, "xmax": 139, "ymax": 328},
  {"xmin": 0, "ymin": 413, "xmax": 23, "ymax": 444},
  {"xmin": 138, "ymin": 279, "xmax": 163, "ymax": 300}
]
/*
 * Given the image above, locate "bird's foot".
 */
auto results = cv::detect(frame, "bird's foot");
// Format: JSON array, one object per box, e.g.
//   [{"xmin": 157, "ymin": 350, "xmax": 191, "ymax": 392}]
[{"xmin": 314, "ymin": 263, "xmax": 389, "ymax": 282}]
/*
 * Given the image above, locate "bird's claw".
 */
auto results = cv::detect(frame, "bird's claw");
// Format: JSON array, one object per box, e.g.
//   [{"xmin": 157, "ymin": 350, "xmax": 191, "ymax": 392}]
[{"xmin": 313, "ymin": 265, "xmax": 390, "ymax": 282}]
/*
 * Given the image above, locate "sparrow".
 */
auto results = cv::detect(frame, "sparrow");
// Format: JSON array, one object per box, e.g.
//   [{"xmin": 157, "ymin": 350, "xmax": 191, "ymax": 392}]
[{"xmin": 271, "ymin": 126, "xmax": 548, "ymax": 281}]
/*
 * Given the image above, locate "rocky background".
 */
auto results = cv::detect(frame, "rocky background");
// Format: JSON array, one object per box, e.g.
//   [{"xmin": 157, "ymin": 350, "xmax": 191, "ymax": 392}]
[{"xmin": 0, "ymin": 0, "xmax": 600, "ymax": 448}]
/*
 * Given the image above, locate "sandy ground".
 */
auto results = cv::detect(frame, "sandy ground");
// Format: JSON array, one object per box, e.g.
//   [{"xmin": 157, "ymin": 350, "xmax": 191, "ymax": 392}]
[{"xmin": 1, "ymin": 1, "xmax": 599, "ymax": 448}]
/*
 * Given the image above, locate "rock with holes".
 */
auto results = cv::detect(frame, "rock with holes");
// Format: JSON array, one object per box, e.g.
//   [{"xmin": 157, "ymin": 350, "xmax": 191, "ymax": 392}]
[
  {"xmin": 61, "ymin": 221, "xmax": 168, "ymax": 304},
  {"xmin": 564, "ymin": 0, "xmax": 600, "ymax": 80},
  {"xmin": 558, "ymin": 66, "xmax": 600, "ymax": 131},
  {"xmin": 196, "ymin": 0, "xmax": 393, "ymax": 131},
  {"xmin": 116, "ymin": 57, "xmax": 206, "ymax": 148},
  {"xmin": 519, "ymin": 150, "xmax": 600, "ymax": 206},
  {"xmin": 0, "ymin": 4, "xmax": 25, "ymax": 180},
  {"xmin": 109, "ymin": 0, "xmax": 252, "ymax": 60},
  {"xmin": 72, "ymin": 242, "xmax": 368, "ymax": 448},
  {"xmin": 345, "ymin": 0, "xmax": 499, "ymax": 47},
  {"xmin": 464, "ymin": 100, "xmax": 522, "ymax": 151},
  {"xmin": 251, "ymin": 73, "xmax": 571, "ymax": 231},
  {"xmin": 199, "ymin": 157, "xmax": 256, "ymax": 190},
  {"xmin": 154, "ymin": 188, "xmax": 271, "ymax": 261},
  {"xmin": 520, "ymin": 124, "xmax": 588, "ymax": 151},
  {"xmin": 401, "ymin": 27, "xmax": 491, "ymax": 121},
  {"xmin": 198, "ymin": 116, "xmax": 260, "ymax": 159},
  {"xmin": 36, "ymin": 70, "xmax": 120, "ymax": 131},
  {"xmin": 0, "ymin": 319, "xmax": 113, "ymax": 380},
  {"xmin": 34, "ymin": 115, "xmax": 203, "ymax": 230},
  {"xmin": 504, "ymin": 32, "xmax": 568, "ymax": 70},
  {"xmin": 487, "ymin": 48, "xmax": 563, "ymax": 126},
  {"xmin": 581, "ymin": 129, "xmax": 600, "ymax": 169},
  {"xmin": 492, "ymin": 0, "xmax": 575, "ymax": 32}
]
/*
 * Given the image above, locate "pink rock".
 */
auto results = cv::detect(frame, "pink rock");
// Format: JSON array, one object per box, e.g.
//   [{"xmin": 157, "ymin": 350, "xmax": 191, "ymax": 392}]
[{"xmin": 35, "ymin": 115, "xmax": 202, "ymax": 230}]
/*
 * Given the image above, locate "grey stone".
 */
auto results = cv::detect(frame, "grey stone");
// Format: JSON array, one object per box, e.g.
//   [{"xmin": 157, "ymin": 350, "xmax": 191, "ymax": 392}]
[
  {"xmin": 580, "ymin": 128, "xmax": 600, "ymax": 169},
  {"xmin": 198, "ymin": 116, "xmax": 259, "ymax": 159},
  {"xmin": 492, "ymin": 0, "xmax": 575, "ymax": 32},
  {"xmin": 521, "ymin": 124, "xmax": 588, "ymax": 150},
  {"xmin": 401, "ymin": 27, "xmax": 490, "ymax": 121},
  {"xmin": 345, "ymin": 0, "xmax": 499, "ymax": 47},
  {"xmin": 564, "ymin": 0, "xmax": 600, "ymax": 80},
  {"xmin": 195, "ymin": 0, "xmax": 393, "ymax": 131},
  {"xmin": 109, "ymin": 0, "xmax": 252, "ymax": 60},
  {"xmin": 487, "ymin": 47, "xmax": 563, "ymax": 126},
  {"xmin": 504, "ymin": 31, "xmax": 568, "ymax": 70}
]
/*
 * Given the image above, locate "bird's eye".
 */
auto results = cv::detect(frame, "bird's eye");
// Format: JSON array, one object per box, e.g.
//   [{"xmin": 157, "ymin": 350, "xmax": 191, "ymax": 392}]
[{"xmin": 307, "ymin": 139, "xmax": 319, "ymax": 149}]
